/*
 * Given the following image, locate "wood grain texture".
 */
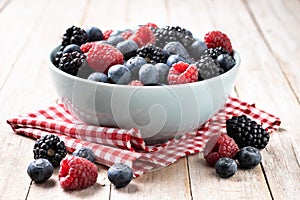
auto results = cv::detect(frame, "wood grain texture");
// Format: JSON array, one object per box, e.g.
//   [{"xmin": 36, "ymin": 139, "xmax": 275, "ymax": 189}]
[
  {"xmin": 200, "ymin": 0, "xmax": 300, "ymax": 199},
  {"xmin": 245, "ymin": 0, "xmax": 300, "ymax": 102},
  {"xmin": 0, "ymin": 0, "xmax": 299, "ymax": 199},
  {"xmin": 166, "ymin": 0, "xmax": 273, "ymax": 199}
]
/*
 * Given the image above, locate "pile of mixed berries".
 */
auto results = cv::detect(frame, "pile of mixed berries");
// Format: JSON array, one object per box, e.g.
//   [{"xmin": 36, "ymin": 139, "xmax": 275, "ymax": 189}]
[
  {"xmin": 203, "ymin": 115, "xmax": 270, "ymax": 178},
  {"xmin": 27, "ymin": 134, "xmax": 133, "ymax": 190},
  {"xmin": 53, "ymin": 23, "xmax": 236, "ymax": 85}
]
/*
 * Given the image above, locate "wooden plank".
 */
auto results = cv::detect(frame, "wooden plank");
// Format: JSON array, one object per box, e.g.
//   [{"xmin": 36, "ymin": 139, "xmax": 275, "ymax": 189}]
[
  {"xmin": 0, "ymin": 0, "xmax": 109, "ymax": 199},
  {"xmin": 0, "ymin": 0, "xmax": 48, "ymax": 89},
  {"xmin": 199, "ymin": 0, "xmax": 300, "ymax": 199},
  {"xmin": 166, "ymin": 0, "xmax": 273, "ymax": 199},
  {"xmin": 110, "ymin": 158, "xmax": 191, "ymax": 200},
  {"xmin": 83, "ymin": 0, "xmax": 192, "ymax": 199},
  {"xmin": 245, "ymin": 0, "xmax": 300, "ymax": 102}
]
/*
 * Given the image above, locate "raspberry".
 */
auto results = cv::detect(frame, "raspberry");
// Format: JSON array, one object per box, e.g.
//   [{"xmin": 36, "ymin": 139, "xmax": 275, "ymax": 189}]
[
  {"xmin": 85, "ymin": 43, "xmax": 124, "ymax": 73},
  {"xmin": 204, "ymin": 31, "xmax": 233, "ymax": 53},
  {"xmin": 167, "ymin": 61, "xmax": 198, "ymax": 85},
  {"xmin": 120, "ymin": 30, "xmax": 133, "ymax": 40},
  {"xmin": 130, "ymin": 26, "xmax": 156, "ymax": 47},
  {"xmin": 80, "ymin": 42, "xmax": 96, "ymax": 53},
  {"xmin": 203, "ymin": 133, "xmax": 239, "ymax": 166},
  {"xmin": 145, "ymin": 22, "xmax": 158, "ymax": 29},
  {"xmin": 59, "ymin": 156, "xmax": 98, "ymax": 190},
  {"xmin": 129, "ymin": 80, "xmax": 143, "ymax": 86},
  {"xmin": 103, "ymin": 29, "xmax": 113, "ymax": 40}
]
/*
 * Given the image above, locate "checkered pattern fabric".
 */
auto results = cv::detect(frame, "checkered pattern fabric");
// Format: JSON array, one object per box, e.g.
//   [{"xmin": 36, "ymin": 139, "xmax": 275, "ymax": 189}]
[{"xmin": 7, "ymin": 97, "xmax": 281, "ymax": 177}]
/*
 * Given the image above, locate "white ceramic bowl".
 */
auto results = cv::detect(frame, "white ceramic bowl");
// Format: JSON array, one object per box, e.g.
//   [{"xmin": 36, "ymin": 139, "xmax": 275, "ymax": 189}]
[{"xmin": 49, "ymin": 46, "xmax": 240, "ymax": 144}]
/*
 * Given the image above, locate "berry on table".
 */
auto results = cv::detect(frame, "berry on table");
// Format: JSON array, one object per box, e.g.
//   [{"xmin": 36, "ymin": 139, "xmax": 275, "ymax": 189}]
[
  {"xmin": 138, "ymin": 64, "xmax": 159, "ymax": 85},
  {"xmin": 59, "ymin": 156, "xmax": 98, "ymax": 190},
  {"xmin": 27, "ymin": 158, "xmax": 54, "ymax": 183},
  {"xmin": 85, "ymin": 43, "xmax": 124, "ymax": 73},
  {"xmin": 107, "ymin": 163, "xmax": 133, "ymax": 188},
  {"xmin": 215, "ymin": 157, "xmax": 237, "ymax": 178},
  {"xmin": 86, "ymin": 26, "xmax": 103, "ymax": 42},
  {"xmin": 204, "ymin": 30, "xmax": 233, "ymax": 53},
  {"xmin": 226, "ymin": 115, "xmax": 270, "ymax": 149},
  {"xmin": 87, "ymin": 72, "xmax": 109, "ymax": 83},
  {"xmin": 72, "ymin": 147, "xmax": 96, "ymax": 163},
  {"xmin": 236, "ymin": 146, "xmax": 262, "ymax": 169},
  {"xmin": 33, "ymin": 134, "xmax": 67, "ymax": 167},
  {"xmin": 203, "ymin": 133, "xmax": 239, "ymax": 166},
  {"xmin": 108, "ymin": 64, "xmax": 132, "ymax": 84},
  {"xmin": 167, "ymin": 61, "xmax": 198, "ymax": 85}
]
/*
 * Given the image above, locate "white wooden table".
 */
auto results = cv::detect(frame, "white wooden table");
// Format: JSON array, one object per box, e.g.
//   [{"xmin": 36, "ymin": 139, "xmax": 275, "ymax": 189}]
[{"xmin": 0, "ymin": 0, "xmax": 299, "ymax": 199}]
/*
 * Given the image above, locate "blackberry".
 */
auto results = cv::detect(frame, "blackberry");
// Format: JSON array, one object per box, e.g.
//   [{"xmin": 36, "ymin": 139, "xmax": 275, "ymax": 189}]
[
  {"xmin": 33, "ymin": 134, "xmax": 67, "ymax": 167},
  {"xmin": 53, "ymin": 46, "xmax": 65, "ymax": 67},
  {"xmin": 137, "ymin": 45, "xmax": 168, "ymax": 64},
  {"xmin": 203, "ymin": 47, "xmax": 229, "ymax": 59},
  {"xmin": 195, "ymin": 55, "xmax": 224, "ymax": 80},
  {"xmin": 58, "ymin": 51, "xmax": 86, "ymax": 76},
  {"xmin": 153, "ymin": 26, "xmax": 195, "ymax": 49},
  {"xmin": 61, "ymin": 25, "xmax": 88, "ymax": 47},
  {"xmin": 226, "ymin": 115, "xmax": 270, "ymax": 149}
]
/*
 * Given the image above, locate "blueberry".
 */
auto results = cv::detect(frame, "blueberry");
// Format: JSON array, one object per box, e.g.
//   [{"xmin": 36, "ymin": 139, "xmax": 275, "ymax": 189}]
[
  {"xmin": 86, "ymin": 26, "xmax": 103, "ymax": 42},
  {"xmin": 107, "ymin": 163, "xmax": 133, "ymax": 188},
  {"xmin": 107, "ymin": 35, "xmax": 124, "ymax": 47},
  {"xmin": 27, "ymin": 159, "xmax": 54, "ymax": 183},
  {"xmin": 108, "ymin": 64, "xmax": 132, "ymax": 84},
  {"xmin": 237, "ymin": 146, "xmax": 262, "ymax": 169},
  {"xmin": 166, "ymin": 54, "xmax": 190, "ymax": 67},
  {"xmin": 215, "ymin": 157, "xmax": 237, "ymax": 178},
  {"xmin": 155, "ymin": 63, "xmax": 170, "ymax": 84},
  {"xmin": 116, "ymin": 40, "xmax": 138, "ymax": 60},
  {"xmin": 62, "ymin": 44, "xmax": 82, "ymax": 54},
  {"xmin": 216, "ymin": 54, "xmax": 236, "ymax": 72},
  {"xmin": 139, "ymin": 64, "xmax": 159, "ymax": 85},
  {"xmin": 109, "ymin": 30, "xmax": 123, "ymax": 37},
  {"xmin": 72, "ymin": 147, "xmax": 96, "ymax": 163},
  {"xmin": 87, "ymin": 72, "xmax": 109, "ymax": 83},
  {"xmin": 190, "ymin": 40, "xmax": 207, "ymax": 60},
  {"xmin": 125, "ymin": 56, "xmax": 147, "ymax": 80},
  {"xmin": 163, "ymin": 41, "xmax": 190, "ymax": 59}
]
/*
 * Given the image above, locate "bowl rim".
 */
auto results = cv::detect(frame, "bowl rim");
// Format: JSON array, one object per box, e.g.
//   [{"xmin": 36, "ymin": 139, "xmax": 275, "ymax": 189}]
[{"xmin": 48, "ymin": 45, "xmax": 241, "ymax": 89}]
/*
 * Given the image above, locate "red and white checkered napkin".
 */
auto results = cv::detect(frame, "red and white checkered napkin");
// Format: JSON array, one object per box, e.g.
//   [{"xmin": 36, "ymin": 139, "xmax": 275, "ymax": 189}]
[{"xmin": 7, "ymin": 97, "xmax": 281, "ymax": 177}]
